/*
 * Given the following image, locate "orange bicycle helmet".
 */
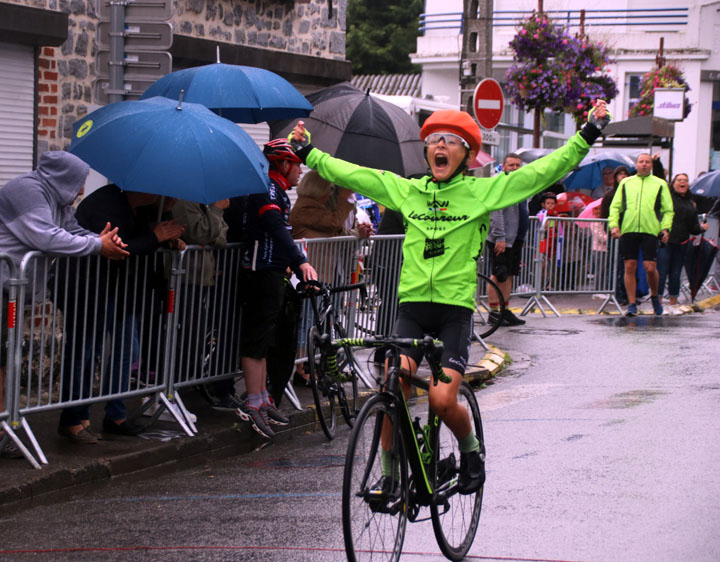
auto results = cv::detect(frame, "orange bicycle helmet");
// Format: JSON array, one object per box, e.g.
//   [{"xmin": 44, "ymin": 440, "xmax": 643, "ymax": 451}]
[
  {"xmin": 420, "ymin": 110, "xmax": 482, "ymax": 154},
  {"xmin": 263, "ymin": 138, "xmax": 302, "ymax": 164}
]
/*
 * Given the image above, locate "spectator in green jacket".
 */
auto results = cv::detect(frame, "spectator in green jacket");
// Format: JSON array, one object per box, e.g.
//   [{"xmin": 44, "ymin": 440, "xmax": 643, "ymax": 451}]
[{"xmin": 608, "ymin": 153, "xmax": 674, "ymax": 316}]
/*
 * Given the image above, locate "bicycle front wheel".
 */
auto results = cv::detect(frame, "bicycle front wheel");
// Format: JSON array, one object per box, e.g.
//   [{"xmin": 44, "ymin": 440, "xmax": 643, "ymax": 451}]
[
  {"xmin": 343, "ymin": 394, "xmax": 408, "ymax": 562},
  {"xmin": 307, "ymin": 325, "xmax": 337, "ymax": 440},
  {"xmin": 474, "ymin": 273, "xmax": 505, "ymax": 339},
  {"xmin": 430, "ymin": 381, "xmax": 484, "ymax": 561},
  {"xmin": 334, "ymin": 321, "xmax": 360, "ymax": 428}
]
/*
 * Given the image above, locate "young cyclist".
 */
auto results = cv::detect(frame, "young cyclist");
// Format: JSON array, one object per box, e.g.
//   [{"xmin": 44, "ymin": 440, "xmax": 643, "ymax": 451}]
[{"xmin": 289, "ymin": 101, "xmax": 610, "ymax": 494}]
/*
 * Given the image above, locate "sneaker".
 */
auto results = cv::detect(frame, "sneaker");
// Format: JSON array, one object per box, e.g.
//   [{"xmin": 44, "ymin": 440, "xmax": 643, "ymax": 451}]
[
  {"xmin": 211, "ymin": 394, "xmax": 245, "ymax": 412},
  {"xmin": 502, "ymin": 308, "xmax": 526, "ymax": 326},
  {"xmin": 458, "ymin": 450, "xmax": 486, "ymax": 495},
  {"xmin": 625, "ymin": 303, "xmax": 638, "ymax": 317},
  {"xmin": 261, "ymin": 402, "xmax": 289, "ymax": 426},
  {"xmin": 237, "ymin": 400, "xmax": 275, "ymax": 438},
  {"xmin": 651, "ymin": 296, "xmax": 663, "ymax": 316}
]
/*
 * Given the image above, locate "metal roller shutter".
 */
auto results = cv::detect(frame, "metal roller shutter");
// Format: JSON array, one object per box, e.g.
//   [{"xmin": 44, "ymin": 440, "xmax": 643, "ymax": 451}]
[{"xmin": 0, "ymin": 41, "xmax": 35, "ymax": 188}]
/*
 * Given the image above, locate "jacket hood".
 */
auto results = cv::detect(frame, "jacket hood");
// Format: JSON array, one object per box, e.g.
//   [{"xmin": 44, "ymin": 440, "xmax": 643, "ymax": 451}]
[{"xmin": 35, "ymin": 151, "xmax": 90, "ymax": 206}]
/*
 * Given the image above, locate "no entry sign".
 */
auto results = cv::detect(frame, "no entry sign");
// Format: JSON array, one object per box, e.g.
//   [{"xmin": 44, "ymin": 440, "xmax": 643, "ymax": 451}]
[{"xmin": 473, "ymin": 78, "xmax": 504, "ymax": 130}]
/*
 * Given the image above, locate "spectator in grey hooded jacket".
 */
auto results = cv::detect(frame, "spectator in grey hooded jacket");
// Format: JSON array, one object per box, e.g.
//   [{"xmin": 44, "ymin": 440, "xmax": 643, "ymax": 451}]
[{"xmin": 0, "ymin": 151, "xmax": 128, "ymax": 446}]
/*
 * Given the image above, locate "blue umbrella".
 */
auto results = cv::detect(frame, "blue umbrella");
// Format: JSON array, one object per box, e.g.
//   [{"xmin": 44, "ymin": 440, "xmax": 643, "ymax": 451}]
[
  {"xmin": 70, "ymin": 96, "xmax": 270, "ymax": 204},
  {"xmin": 563, "ymin": 151, "xmax": 638, "ymax": 192},
  {"xmin": 140, "ymin": 62, "xmax": 313, "ymax": 124},
  {"xmin": 690, "ymin": 169, "xmax": 720, "ymax": 198}
]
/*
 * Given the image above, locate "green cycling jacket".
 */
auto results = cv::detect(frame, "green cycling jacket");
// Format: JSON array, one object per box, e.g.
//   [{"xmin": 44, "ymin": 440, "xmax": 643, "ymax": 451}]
[
  {"xmin": 607, "ymin": 174, "xmax": 674, "ymax": 236},
  {"xmin": 305, "ymin": 131, "xmax": 592, "ymax": 310}
]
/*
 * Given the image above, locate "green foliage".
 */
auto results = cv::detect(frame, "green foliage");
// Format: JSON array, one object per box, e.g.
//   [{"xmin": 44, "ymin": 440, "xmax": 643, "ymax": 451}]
[{"xmin": 346, "ymin": 0, "xmax": 423, "ymax": 75}]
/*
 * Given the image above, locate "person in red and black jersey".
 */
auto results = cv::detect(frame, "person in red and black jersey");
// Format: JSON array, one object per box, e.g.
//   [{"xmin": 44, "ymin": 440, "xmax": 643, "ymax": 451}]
[{"xmin": 236, "ymin": 139, "xmax": 317, "ymax": 438}]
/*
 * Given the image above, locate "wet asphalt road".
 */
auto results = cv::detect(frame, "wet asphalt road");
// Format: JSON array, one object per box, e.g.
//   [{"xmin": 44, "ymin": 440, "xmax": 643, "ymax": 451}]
[{"xmin": 1, "ymin": 311, "xmax": 719, "ymax": 562}]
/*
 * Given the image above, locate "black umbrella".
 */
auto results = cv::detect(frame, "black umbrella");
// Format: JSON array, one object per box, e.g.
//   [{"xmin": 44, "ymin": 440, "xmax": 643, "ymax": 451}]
[
  {"xmin": 270, "ymin": 83, "xmax": 427, "ymax": 177},
  {"xmin": 683, "ymin": 234, "xmax": 719, "ymax": 302}
]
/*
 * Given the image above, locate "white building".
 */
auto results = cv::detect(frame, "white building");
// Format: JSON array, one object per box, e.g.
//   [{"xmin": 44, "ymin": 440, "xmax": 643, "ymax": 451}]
[{"xmin": 411, "ymin": 0, "xmax": 720, "ymax": 178}]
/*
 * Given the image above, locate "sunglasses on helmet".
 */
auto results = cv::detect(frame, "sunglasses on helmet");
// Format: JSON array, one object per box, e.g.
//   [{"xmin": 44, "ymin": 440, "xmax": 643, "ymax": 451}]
[{"xmin": 424, "ymin": 132, "xmax": 470, "ymax": 150}]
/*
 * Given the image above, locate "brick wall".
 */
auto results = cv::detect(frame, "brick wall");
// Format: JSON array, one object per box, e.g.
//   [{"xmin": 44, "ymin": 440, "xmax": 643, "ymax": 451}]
[
  {"xmin": 2, "ymin": 0, "xmax": 346, "ymax": 151},
  {"xmin": 37, "ymin": 47, "xmax": 60, "ymax": 144}
]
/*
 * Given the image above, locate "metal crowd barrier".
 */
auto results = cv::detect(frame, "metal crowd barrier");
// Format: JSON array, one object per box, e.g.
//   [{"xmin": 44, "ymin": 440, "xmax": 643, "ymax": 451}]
[
  {"xmin": 4, "ymin": 215, "xmax": 694, "ymax": 468},
  {"xmin": 479, "ymin": 216, "xmax": 621, "ymax": 317}
]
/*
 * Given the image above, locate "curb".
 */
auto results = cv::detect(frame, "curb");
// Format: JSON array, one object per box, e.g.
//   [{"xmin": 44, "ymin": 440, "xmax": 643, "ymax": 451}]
[
  {"xmin": 1, "ymin": 343, "xmax": 508, "ymax": 513},
  {"xmin": 466, "ymin": 344, "xmax": 506, "ymax": 383},
  {"xmin": 513, "ymin": 291, "xmax": 720, "ymax": 316},
  {"xmin": 0, "ymin": 410, "xmax": 320, "ymax": 514}
]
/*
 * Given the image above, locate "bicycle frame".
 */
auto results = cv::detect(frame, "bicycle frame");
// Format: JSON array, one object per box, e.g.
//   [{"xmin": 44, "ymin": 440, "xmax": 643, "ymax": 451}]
[
  {"xmin": 337, "ymin": 336, "xmax": 453, "ymax": 509},
  {"xmin": 382, "ymin": 347, "xmax": 454, "ymax": 510}
]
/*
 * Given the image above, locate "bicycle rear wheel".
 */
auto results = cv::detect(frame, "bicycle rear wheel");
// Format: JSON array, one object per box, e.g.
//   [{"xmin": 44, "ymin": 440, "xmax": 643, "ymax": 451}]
[
  {"xmin": 334, "ymin": 321, "xmax": 360, "ymax": 427},
  {"xmin": 307, "ymin": 325, "xmax": 337, "ymax": 440},
  {"xmin": 474, "ymin": 273, "xmax": 505, "ymax": 339},
  {"xmin": 430, "ymin": 381, "xmax": 484, "ymax": 561},
  {"xmin": 343, "ymin": 394, "xmax": 408, "ymax": 562}
]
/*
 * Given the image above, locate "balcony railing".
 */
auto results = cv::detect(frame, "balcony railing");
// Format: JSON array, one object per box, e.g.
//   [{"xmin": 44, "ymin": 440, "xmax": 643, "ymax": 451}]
[{"xmin": 419, "ymin": 8, "xmax": 689, "ymax": 34}]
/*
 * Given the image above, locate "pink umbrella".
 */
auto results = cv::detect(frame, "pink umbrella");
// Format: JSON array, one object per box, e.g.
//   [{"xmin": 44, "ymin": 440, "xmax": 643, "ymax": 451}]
[
  {"xmin": 469, "ymin": 150, "xmax": 495, "ymax": 169},
  {"xmin": 577, "ymin": 198, "xmax": 603, "ymax": 228}
]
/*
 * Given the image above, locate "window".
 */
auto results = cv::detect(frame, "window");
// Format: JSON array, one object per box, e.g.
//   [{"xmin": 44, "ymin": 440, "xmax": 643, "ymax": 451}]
[{"xmin": 625, "ymin": 73, "xmax": 643, "ymax": 119}]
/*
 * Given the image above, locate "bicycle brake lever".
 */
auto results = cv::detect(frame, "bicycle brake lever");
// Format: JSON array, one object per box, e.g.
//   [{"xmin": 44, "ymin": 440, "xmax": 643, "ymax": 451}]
[{"xmin": 358, "ymin": 284, "xmax": 368, "ymax": 311}]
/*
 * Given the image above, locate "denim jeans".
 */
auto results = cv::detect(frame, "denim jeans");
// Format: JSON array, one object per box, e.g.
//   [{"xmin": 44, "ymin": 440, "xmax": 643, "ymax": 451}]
[
  {"xmin": 657, "ymin": 242, "xmax": 688, "ymax": 298},
  {"xmin": 59, "ymin": 297, "xmax": 138, "ymax": 426}
]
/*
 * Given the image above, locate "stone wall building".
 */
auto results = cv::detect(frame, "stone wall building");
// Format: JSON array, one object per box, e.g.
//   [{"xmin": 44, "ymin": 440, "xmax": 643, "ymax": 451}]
[{"xmin": 0, "ymin": 0, "xmax": 351, "ymax": 185}]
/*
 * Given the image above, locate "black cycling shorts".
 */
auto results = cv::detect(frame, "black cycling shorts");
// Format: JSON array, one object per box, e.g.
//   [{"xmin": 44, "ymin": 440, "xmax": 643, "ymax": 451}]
[
  {"xmin": 487, "ymin": 240, "xmax": 524, "ymax": 282},
  {"xmin": 392, "ymin": 302, "xmax": 472, "ymax": 375},
  {"xmin": 621, "ymin": 233, "xmax": 659, "ymax": 262},
  {"xmin": 239, "ymin": 268, "xmax": 286, "ymax": 359}
]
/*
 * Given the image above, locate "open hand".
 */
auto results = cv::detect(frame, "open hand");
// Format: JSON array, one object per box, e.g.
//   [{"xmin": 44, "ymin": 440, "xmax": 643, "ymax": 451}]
[
  {"xmin": 154, "ymin": 220, "xmax": 185, "ymax": 242},
  {"xmin": 99, "ymin": 226, "xmax": 130, "ymax": 260},
  {"xmin": 298, "ymin": 262, "xmax": 318, "ymax": 282}
]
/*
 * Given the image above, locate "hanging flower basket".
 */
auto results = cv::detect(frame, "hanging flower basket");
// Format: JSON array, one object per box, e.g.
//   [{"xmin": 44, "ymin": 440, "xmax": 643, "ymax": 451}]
[
  {"xmin": 629, "ymin": 64, "xmax": 692, "ymax": 119},
  {"xmin": 504, "ymin": 12, "xmax": 618, "ymax": 125}
]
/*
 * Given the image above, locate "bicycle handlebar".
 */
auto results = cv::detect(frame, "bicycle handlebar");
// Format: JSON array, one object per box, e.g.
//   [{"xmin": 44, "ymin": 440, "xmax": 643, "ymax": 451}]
[
  {"xmin": 330, "ymin": 334, "xmax": 452, "ymax": 385},
  {"xmin": 296, "ymin": 279, "xmax": 368, "ymax": 311}
]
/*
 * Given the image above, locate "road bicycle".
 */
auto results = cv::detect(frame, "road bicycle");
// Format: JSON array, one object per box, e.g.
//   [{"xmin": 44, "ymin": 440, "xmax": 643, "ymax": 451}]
[
  {"xmin": 340, "ymin": 335, "xmax": 485, "ymax": 561},
  {"xmin": 474, "ymin": 271, "xmax": 505, "ymax": 340},
  {"xmin": 298, "ymin": 280, "xmax": 373, "ymax": 440}
]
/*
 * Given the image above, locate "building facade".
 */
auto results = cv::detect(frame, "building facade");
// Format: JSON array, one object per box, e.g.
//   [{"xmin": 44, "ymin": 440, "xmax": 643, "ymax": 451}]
[
  {"xmin": 0, "ymin": 0, "xmax": 350, "ymax": 187},
  {"xmin": 412, "ymin": 0, "xmax": 720, "ymax": 178}
]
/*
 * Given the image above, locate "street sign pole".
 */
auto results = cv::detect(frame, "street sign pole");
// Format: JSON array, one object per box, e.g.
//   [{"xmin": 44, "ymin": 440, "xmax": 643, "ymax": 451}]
[
  {"xmin": 95, "ymin": 0, "xmax": 173, "ymax": 105},
  {"xmin": 109, "ymin": 0, "xmax": 126, "ymax": 103}
]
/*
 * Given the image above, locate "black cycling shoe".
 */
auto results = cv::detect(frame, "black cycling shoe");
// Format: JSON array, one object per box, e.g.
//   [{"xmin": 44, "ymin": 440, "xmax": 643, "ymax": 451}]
[
  {"xmin": 366, "ymin": 475, "xmax": 400, "ymax": 503},
  {"xmin": 458, "ymin": 450, "xmax": 485, "ymax": 495},
  {"xmin": 488, "ymin": 311, "xmax": 508, "ymax": 327},
  {"xmin": 502, "ymin": 309, "xmax": 526, "ymax": 326}
]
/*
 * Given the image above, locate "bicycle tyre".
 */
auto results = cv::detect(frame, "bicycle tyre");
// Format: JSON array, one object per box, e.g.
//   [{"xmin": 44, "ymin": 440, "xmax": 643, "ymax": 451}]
[
  {"xmin": 307, "ymin": 325, "xmax": 337, "ymax": 440},
  {"xmin": 430, "ymin": 381, "xmax": 484, "ymax": 560},
  {"xmin": 474, "ymin": 273, "xmax": 506, "ymax": 339},
  {"xmin": 342, "ymin": 393, "xmax": 408, "ymax": 562},
  {"xmin": 334, "ymin": 321, "xmax": 360, "ymax": 428}
]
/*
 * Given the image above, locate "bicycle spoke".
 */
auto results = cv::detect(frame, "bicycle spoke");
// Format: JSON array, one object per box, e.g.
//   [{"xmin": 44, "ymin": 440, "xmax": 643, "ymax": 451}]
[
  {"xmin": 431, "ymin": 381, "xmax": 484, "ymax": 560},
  {"xmin": 343, "ymin": 395, "xmax": 407, "ymax": 562}
]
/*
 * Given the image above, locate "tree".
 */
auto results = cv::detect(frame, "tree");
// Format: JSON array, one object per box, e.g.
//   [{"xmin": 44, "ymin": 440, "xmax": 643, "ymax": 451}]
[
  {"xmin": 504, "ymin": 13, "xmax": 618, "ymax": 128},
  {"xmin": 346, "ymin": 0, "xmax": 423, "ymax": 75}
]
